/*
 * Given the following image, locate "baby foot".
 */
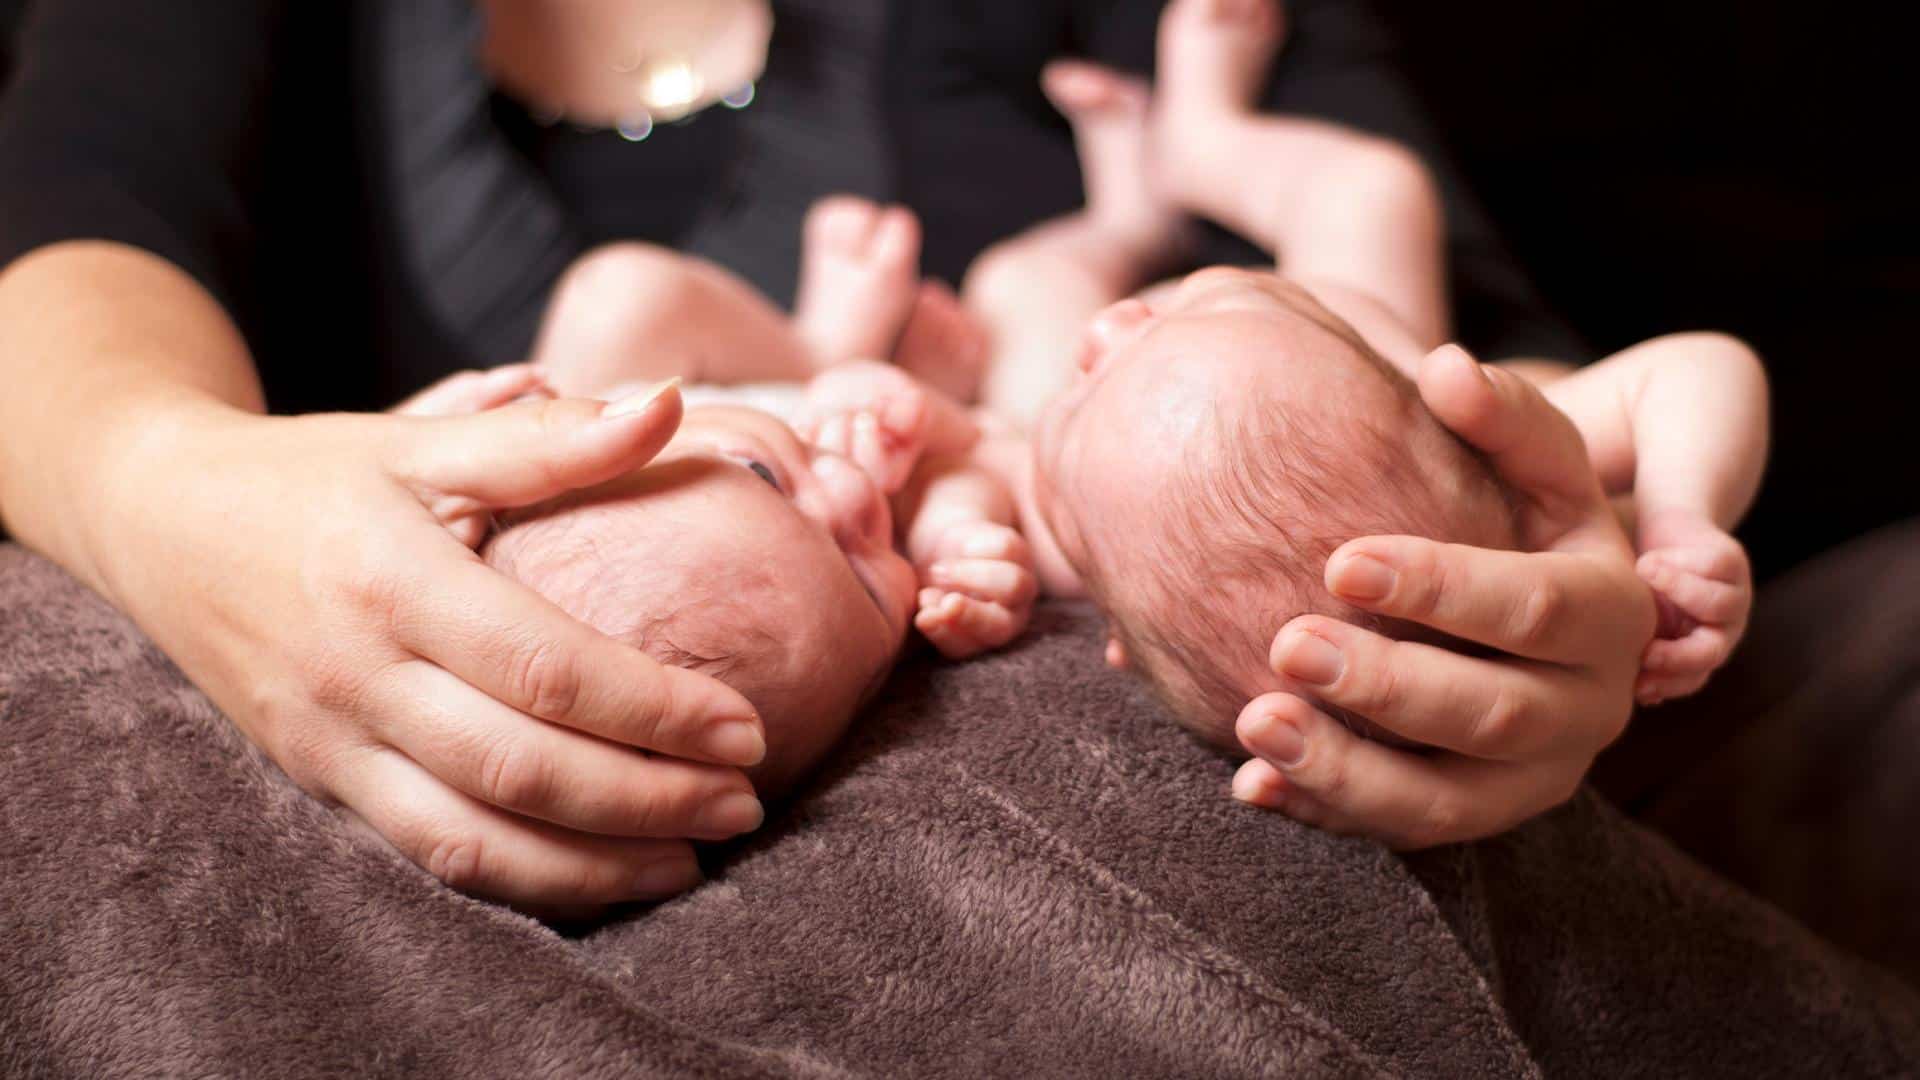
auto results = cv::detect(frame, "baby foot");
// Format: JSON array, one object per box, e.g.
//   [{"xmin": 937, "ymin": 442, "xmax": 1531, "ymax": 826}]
[
  {"xmin": 915, "ymin": 520, "xmax": 1038, "ymax": 659},
  {"xmin": 1634, "ymin": 507, "xmax": 1754, "ymax": 705},
  {"xmin": 792, "ymin": 196, "xmax": 923, "ymax": 369},
  {"xmin": 1156, "ymin": 0, "xmax": 1284, "ymax": 119},
  {"xmin": 1153, "ymin": 0, "xmax": 1285, "ymax": 202},
  {"xmin": 892, "ymin": 281, "xmax": 989, "ymax": 405},
  {"xmin": 1040, "ymin": 59, "xmax": 1191, "ymax": 262}
]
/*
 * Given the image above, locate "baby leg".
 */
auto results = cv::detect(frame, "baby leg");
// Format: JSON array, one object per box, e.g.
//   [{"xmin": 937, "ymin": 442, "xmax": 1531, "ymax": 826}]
[
  {"xmin": 791, "ymin": 196, "xmax": 923, "ymax": 368},
  {"xmin": 966, "ymin": 62, "xmax": 1189, "ymax": 428},
  {"xmin": 1154, "ymin": 0, "xmax": 1449, "ymax": 347},
  {"xmin": 891, "ymin": 281, "xmax": 991, "ymax": 405},
  {"xmin": 529, "ymin": 242, "xmax": 816, "ymax": 397}
]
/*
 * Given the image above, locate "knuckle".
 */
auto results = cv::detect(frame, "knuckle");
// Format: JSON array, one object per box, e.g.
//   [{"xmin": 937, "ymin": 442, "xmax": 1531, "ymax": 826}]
[
  {"xmin": 1400, "ymin": 543, "xmax": 1446, "ymax": 618},
  {"xmin": 1511, "ymin": 579, "xmax": 1566, "ymax": 651},
  {"xmin": 424, "ymin": 828, "xmax": 489, "ymax": 893},
  {"xmin": 625, "ymin": 783, "xmax": 674, "ymax": 834},
  {"xmin": 622, "ymin": 666, "xmax": 675, "ymax": 745},
  {"xmin": 1358, "ymin": 652, "xmax": 1406, "ymax": 717},
  {"xmin": 1471, "ymin": 688, "xmax": 1532, "ymax": 757},
  {"xmin": 1303, "ymin": 741, "xmax": 1349, "ymax": 803},
  {"xmin": 305, "ymin": 653, "xmax": 376, "ymax": 714},
  {"xmin": 477, "ymin": 735, "xmax": 556, "ymax": 812},
  {"xmin": 509, "ymin": 638, "xmax": 584, "ymax": 722},
  {"xmin": 1408, "ymin": 791, "xmax": 1466, "ymax": 849},
  {"xmin": 268, "ymin": 716, "xmax": 350, "ymax": 795}
]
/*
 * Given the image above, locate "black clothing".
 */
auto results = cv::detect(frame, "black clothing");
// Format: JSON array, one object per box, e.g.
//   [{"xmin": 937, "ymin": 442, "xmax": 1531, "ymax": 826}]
[{"xmin": 0, "ymin": 0, "xmax": 1572, "ymax": 415}]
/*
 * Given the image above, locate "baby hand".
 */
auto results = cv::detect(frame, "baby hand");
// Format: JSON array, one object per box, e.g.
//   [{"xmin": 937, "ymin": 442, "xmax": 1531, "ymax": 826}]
[
  {"xmin": 914, "ymin": 520, "xmax": 1037, "ymax": 659},
  {"xmin": 799, "ymin": 360, "xmax": 980, "ymax": 493},
  {"xmin": 1634, "ymin": 507, "xmax": 1753, "ymax": 704}
]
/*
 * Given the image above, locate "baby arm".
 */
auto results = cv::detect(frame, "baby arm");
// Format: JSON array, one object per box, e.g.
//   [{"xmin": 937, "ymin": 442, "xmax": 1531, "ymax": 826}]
[
  {"xmin": 898, "ymin": 455, "xmax": 1038, "ymax": 659},
  {"xmin": 530, "ymin": 244, "xmax": 819, "ymax": 399},
  {"xmin": 1534, "ymin": 332, "xmax": 1770, "ymax": 703},
  {"xmin": 800, "ymin": 361, "xmax": 1040, "ymax": 658}
]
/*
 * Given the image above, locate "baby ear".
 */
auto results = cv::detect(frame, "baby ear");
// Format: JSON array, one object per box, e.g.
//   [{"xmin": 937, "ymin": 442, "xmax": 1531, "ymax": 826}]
[{"xmin": 1104, "ymin": 636, "xmax": 1131, "ymax": 670}]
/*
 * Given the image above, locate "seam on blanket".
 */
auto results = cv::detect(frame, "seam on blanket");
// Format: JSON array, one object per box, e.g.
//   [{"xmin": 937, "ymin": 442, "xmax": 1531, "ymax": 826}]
[
  {"xmin": 1394, "ymin": 845, "xmax": 1542, "ymax": 1079},
  {"xmin": 952, "ymin": 763, "xmax": 1408, "ymax": 1078}
]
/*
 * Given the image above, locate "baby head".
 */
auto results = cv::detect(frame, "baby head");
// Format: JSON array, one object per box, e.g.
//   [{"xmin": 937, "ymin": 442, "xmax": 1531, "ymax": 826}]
[
  {"xmin": 485, "ymin": 405, "xmax": 918, "ymax": 795},
  {"xmin": 1033, "ymin": 267, "xmax": 1518, "ymax": 748}
]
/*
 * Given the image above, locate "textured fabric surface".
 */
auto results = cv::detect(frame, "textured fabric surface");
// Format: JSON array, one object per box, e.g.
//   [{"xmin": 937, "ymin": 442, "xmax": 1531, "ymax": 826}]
[
  {"xmin": 3, "ymin": 542, "xmax": 1918, "ymax": 1078},
  {"xmin": 1597, "ymin": 517, "xmax": 1920, "ymax": 988}
]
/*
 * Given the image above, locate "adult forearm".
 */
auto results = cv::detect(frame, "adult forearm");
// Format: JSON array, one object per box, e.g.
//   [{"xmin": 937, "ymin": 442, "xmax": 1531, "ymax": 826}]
[{"xmin": 0, "ymin": 241, "xmax": 265, "ymax": 593}]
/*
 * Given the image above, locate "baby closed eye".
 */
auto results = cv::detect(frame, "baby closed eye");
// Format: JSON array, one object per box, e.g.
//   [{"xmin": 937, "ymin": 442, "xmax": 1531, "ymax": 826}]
[{"xmin": 745, "ymin": 460, "xmax": 781, "ymax": 491}]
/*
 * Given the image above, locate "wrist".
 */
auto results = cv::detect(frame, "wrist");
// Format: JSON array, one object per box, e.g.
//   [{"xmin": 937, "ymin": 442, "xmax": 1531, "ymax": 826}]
[{"xmin": 8, "ymin": 389, "xmax": 258, "ymax": 600}]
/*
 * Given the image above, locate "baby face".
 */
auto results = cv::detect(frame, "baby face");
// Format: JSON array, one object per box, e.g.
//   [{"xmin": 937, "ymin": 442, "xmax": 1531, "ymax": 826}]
[
  {"xmin": 490, "ymin": 405, "xmax": 917, "ymax": 795},
  {"xmin": 1033, "ymin": 267, "xmax": 1411, "ymax": 577}
]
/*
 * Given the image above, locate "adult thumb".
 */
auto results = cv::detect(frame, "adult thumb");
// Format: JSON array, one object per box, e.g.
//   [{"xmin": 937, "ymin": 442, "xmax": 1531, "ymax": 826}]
[
  {"xmin": 1416, "ymin": 345, "xmax": 1600, "ymax": 512},
  {"xmin": 391, "ymin": 378, "xmax": 684, "ymax": 509}
]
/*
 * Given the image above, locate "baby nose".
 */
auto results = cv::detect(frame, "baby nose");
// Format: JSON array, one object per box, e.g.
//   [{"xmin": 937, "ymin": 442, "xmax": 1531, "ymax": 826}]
[
  {"xmin": 1079, "ymin": 298, "xmax": 1154, "ymax": 374},
  {"xmin": 808, "ymin": 451, "xmax": 893, "ymax": 548}
]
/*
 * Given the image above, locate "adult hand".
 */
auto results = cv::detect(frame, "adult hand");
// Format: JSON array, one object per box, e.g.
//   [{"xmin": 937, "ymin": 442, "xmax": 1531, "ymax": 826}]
[
  {"xmin": 91, "ymin": 381, "xmax": 768, "ymax": 909},
  {"xmin": 1232, "ymin": 346, "xmax": 1656, "ymax": 848}
]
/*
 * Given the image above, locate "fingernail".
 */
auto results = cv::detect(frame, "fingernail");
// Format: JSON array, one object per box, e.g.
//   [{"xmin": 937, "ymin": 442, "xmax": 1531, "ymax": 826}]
[
  {"xmin": 695, "ymin": 791, "xmax": 765, "ymax": 837},
  {"xmin": 1230, "ymin": 759, "xmax": 1279, "ymax": 803},
  {"xmin": 1278, "ymin": 630, "xmax": 1343, "ymax": 686},
  {"xmin": 702, "ymin": 718, "xmax": 766, "ymax": 767},
  {"xmin": 603, "ymin": 377, "xmax": 680, "ymax": 418},
  {"xmin": 632, "ymin": 856, "xmax": 702, "ymax": 899},
  {"xmin": 1230, "ymin": 766, "xmax": 1266, "ymax": 802},
  {"xmin": 1243, "ymin": 708, "xmax": 1307, "ymax": 767},
  {"xmin": 1329, "ymin": 554, "xmax": 1396, "ymax": 603}
]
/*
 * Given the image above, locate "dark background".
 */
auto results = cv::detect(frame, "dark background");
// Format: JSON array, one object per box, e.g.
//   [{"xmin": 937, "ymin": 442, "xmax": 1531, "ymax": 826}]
[
  {"xmin": 1386, "ymin": 2, "xmax": 1919, "ymax": 579},
  {"xmin": 3, "ymin": 0, "xmax": 1914, "ymax": 579}
]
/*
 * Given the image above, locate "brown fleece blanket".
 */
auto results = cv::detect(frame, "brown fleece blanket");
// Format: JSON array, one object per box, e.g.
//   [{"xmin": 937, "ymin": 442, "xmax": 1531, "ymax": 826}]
[{"xmin": 3, "ymin": 539, "xmax": 1919, "ymax": 1078}]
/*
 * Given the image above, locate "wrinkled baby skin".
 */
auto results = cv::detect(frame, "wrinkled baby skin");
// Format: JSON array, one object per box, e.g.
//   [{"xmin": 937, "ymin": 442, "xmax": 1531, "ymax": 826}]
[
  {"xmin": 486, "ymin": 405, "xmax": 918, "ymax": 796},
  {"xmin": 1032, "ymin": 267, "xmax": 1516, "ymax": 742}
]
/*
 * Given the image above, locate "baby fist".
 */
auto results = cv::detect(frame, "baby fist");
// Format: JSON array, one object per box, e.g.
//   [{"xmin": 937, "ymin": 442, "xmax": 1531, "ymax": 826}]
[
  {"xmin": 797, "ymin": 361, "xmax": 936, "ymax": 494},
  {"xmin": 915, "ymin": 520, "xmax": 1038, "ymax": 659},
  {"xmin": 1634, "ymin": 507, "xmax": 1753, "ymax": 705}
]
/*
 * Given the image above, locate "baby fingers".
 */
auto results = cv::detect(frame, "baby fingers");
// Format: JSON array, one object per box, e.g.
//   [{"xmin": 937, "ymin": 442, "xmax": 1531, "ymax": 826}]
[
  {"xmin": 929, "ymin": 520, "xmax": 1031, "ymax": 565},
  {"xmin": 915, "ymin": 589, "xmax": 1024, "ymax": 658},
  {"xmin": 925, "ymin": 558, "xmax": 1037, "ymax": 611},
  {"xmin": 1637, "ymin": 554, "xmax": 1750, "ymax": 629}
]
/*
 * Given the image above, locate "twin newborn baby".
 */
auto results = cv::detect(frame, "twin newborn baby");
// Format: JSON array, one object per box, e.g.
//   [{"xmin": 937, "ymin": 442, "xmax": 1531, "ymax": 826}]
[{"xmin": 418, "ymin": 0, "xmax": 1765, "ymax": 799}]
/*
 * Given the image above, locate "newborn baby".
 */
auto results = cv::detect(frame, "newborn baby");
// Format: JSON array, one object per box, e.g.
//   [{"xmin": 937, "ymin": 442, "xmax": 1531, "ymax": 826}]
[
  {"xmin": 1030, "ymin": 273, "xmax": 1517, "ymax": 744},
  {"xmin": 811, "ymin": 0, "xmax": 1766, "ymax": 746},
  {"xmin": 485, "ymin": 399, "xmax": 917, "ymax": 796},
  {"xmin": 395, "ymin": 195, "xmax": 1019, "ymax": 797}
]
